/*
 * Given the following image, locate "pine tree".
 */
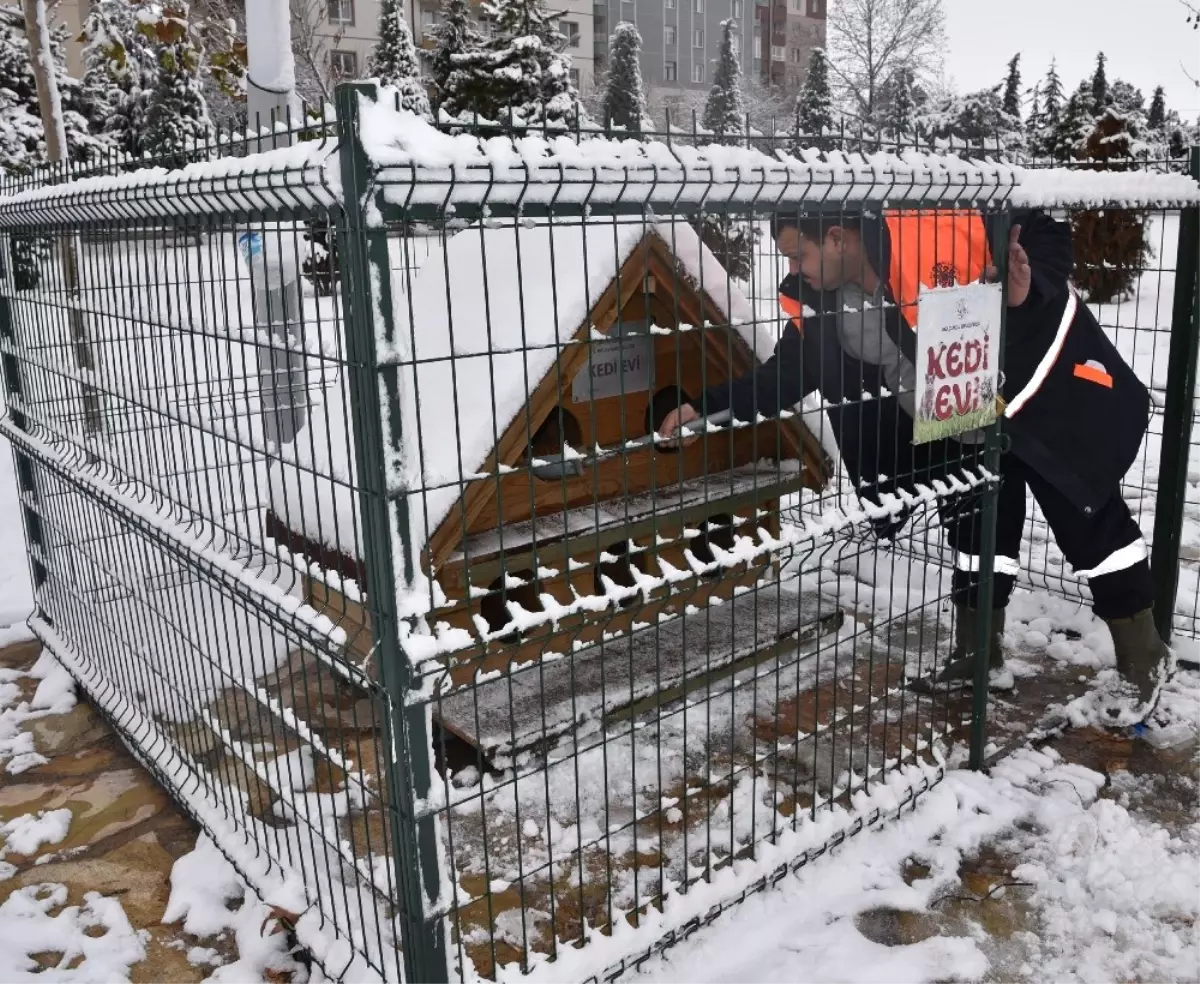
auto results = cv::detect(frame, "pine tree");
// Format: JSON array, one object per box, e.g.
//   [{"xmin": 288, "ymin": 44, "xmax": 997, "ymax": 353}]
[
  {"xmin": 600, "ymin": 22, "xmax": 647, "ymax": 132},
  {"xmin": 141, "ymin": 5, "xmax": 214, "ymax": 163},
  {"xmin": 796, "ymin": 46, "xmax": 834, "ymax": 143},
  {"xmin": 953, "ymin": 86, "xmax": 1022, "ymax": 153},
  {"xmin": 80, "ymin": 0, "xmax": 158, "ymax": 155},
  {"xmin": 880, "ymin": 65, "xmax": 916, "ymax": 138},
  {"xmin": 1052, "ymin": 83, "xmax": 1093, "ymax": 161},
  {"xmin": 453, "ymin": 0, "xmax": 583, "ymax": 127},
  {"xmin": 429, "ymin": 0, "xmax": 485, "ymax": 116},
  {"xmin": 1147, "ymin": 85, "xmax": 1166, "ymax": 130},
  {"xmin": 1071, "ymin": 104, "xmax": 1149, "ymax": 303},
  {"xmin": 702, "ymin": 19, "xmax": 745, "ymax": 142},
  {"xmin": 1090, "ymin": 52, "xmax": 1108, "ymax": 114},
  {"xmin": 1001, "ymin": 53, "xmax": 1021, "ymax": 120},
  {"xmin": 1028, "ymin": 58, "xmax": 1064, "ymax": 157},
  {"xmin": 369, "ymin": 0, "xmax": 432, "ymax": 118}
]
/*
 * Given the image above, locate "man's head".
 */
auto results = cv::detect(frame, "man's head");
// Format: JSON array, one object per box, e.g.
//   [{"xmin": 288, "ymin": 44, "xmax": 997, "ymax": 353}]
[{"xmin": 773, "ymin": 214, "xmax": 864, "ymax": 291}]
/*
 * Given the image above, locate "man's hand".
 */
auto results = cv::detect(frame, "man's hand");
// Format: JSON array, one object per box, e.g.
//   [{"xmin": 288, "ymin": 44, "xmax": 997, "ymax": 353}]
[
  {"xmin": 658, "ymin": 404, "xmax": 700, "ymax": 448},
  {"xmin": 985, "ymin": 225, "xmax": 1031, "ymax": 307}
]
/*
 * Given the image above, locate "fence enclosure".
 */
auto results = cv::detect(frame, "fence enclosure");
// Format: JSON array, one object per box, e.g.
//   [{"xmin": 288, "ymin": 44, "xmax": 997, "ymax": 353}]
[{"xmin": 0, "ymin": 84, "xmax": 1196, "ymax": 982}]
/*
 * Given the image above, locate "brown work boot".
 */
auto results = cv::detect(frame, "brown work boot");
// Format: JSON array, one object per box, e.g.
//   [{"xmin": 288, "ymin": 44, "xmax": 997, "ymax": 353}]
[
  {"xmin": 912, "ymin": 605, "xmax": 1012, "ymax": 692},
  {"xmin": 1099, "ymin": 608, "xmax": 1172, "ymax": 724}
]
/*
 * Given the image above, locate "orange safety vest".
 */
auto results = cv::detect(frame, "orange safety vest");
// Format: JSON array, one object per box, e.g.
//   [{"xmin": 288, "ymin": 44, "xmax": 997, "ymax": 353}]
[{"xmin": 777, "ymin": 209, "xmax": 992, "ymax": 331}]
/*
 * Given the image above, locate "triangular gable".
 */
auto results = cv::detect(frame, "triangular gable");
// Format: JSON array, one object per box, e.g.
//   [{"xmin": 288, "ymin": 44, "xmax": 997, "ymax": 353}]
[{"xmin": 424, "ymin": 228, "xmax": 824, "ymax": 571}]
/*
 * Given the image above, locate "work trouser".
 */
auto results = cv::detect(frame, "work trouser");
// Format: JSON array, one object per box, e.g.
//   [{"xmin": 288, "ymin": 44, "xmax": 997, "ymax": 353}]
[
  {"xmin": 849, "ymin": 399, "xmax": 1152, "ymax": 621},
  {"xmin": 939, "ymin": 452, "xmax": 1153, "ymax": 619}
]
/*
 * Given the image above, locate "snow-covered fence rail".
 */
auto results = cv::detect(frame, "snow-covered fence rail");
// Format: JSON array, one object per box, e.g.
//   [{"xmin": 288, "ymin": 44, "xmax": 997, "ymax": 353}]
[{"xmin": 0, "ymin": 79, "xmax": 1197, "ymax": 984}]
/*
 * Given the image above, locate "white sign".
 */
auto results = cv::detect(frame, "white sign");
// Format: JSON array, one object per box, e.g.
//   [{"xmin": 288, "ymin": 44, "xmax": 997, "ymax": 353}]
[
  {"xmin": 572, "ymin": 327, "xmax": 653, "ymax": 403},
  {"xmin": 913, "ymin": 282, "xmax": 1003, "ymax": 445}
]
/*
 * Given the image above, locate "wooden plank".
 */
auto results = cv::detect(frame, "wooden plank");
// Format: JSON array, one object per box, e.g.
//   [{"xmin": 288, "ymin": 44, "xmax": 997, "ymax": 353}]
[{"xmin": 435, "ymin": 583, "xmax": 846, "ymax": 758}]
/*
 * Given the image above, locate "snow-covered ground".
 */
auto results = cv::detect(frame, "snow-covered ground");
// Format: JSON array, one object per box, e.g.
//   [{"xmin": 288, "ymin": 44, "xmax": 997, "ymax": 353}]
[{"xmin": 1, "ymin": 212, "xmax": 1199, "ymax": 982}]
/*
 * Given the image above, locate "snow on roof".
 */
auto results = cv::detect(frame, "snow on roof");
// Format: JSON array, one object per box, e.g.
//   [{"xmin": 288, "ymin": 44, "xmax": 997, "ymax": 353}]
[
  {"xmin": 270, "ymin": 217, "xmax": 768, "ymax": 575},
  {"xmin": 358, "ymin": 94, "xmax": 1200, "ymax": 214}
]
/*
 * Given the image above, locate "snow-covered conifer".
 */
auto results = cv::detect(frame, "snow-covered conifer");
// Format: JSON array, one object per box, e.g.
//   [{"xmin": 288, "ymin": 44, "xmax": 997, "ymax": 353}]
[
  {"xmin": 600, "ymin": 22, "xmax": 646, "ymax": 132},
  {"xmin": 142, "ymin": 4, "xmax": 214, "ymax": 162},
  {"xmin": 1090, "ymin": 51, "xmax": 1108, "ymax": 114},
  {"xmin": 1001, "ymin": 53, "xmax": 1021, "ymax": 121},
  {"xmin": 1147, "ymin": 85, "xmax": 1166, "ymax": 131},
  {"xmin": 702, "ymin": 19, "xmax": 745, "ymax": 142},
  {"xmin": 797, "ymin": 47, "xmax": 834, "ymax": 141},
  {"xmin": 369, "ymin": 0, "xmax": 432, "ymax": 118},
  {"xmin": 429, "ymin": 0, "xmax": 485, "ymax": 117},
  {"xmin": 80, "ymin": 0, "xmax": 158, "ymax": 154}
]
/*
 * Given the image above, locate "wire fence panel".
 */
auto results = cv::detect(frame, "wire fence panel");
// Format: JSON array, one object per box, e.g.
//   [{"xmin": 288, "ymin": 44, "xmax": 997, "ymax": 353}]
[{"xmin": 0, "ymin": 81, "xmax": 1197, "ymax": 983}]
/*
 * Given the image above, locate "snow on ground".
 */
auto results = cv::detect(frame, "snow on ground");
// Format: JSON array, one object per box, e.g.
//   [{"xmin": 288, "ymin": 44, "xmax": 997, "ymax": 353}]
[{"xmin": 634, "ymin": 734, "xmax": 1200, "ymax": 984}]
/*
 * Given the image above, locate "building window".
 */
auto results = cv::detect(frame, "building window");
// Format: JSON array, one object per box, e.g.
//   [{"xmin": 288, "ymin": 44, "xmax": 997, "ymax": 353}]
[
  {"xmin": 666, "ymin": 0, "xmax": 676, "ymax": 8},
  {"xmin": 791, "ymin": 0, "xmax": 803, "ymax": 10},
  {"xmin": 665, "ymin": 25, "xmax": 676, "ymax": 44},
  {"xmin": 328, "ymin": 0, "xmax": 354, "ymax": 24},
  {"xmin": 561, "ymin": 20, "xmax": 580, "ymax": 46},
  {"xmin": 752, "ymin": 35, "xmax": 761, "ymax": 57},
  {"xmin": 664, "ymin": 60, "xmax": 677, "ymax": 80},
  {"xmin": 694, "ymin": 0, "xmax": 704, "ymax": 11},
  {"xmin": 692, "ymin": 28, "xmax": 704, "ymax": 46},
  {"xmin": 691, "ymin": 63, "xmax": 703, "ymax": 82},
  {"xmin": 791, "ymin": 47, "xmax": 802, "ymax": 62},
  {"xmin": 808, "ymin": 0, "xmax": 820, "ymax": 13},
  {"xmin": 731, "ymin": 0, "xmax": 743, "ymax": 14},
  {"xmin": 331, "ymin": 49, "xmax": 358, "ymax": 78},
  {"xmin": 420, "ymin": 10, "xmax": 437, "ymax": 35},
  {"xmin": 770, "ymin": 44, "xmax": 785, "ymax": 60},
  {"xmin": 570, "ymin": 67, "xmax": 580, "ymax": 87}
]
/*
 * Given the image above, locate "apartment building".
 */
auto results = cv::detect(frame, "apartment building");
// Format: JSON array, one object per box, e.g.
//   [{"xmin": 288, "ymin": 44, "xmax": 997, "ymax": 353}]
[
  {"xmin": 314, "ymin": 0, "xmax": 599, "ymax": 94},
  {"xmin": 593, "ymin": 0, "xmax": 825, "ymax": 103}
]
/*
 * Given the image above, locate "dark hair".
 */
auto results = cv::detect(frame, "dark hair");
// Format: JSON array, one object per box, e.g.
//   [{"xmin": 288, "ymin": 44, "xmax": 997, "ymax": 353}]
[{"xmin": 771, "ymin": 212, "xmax": 862, "ymax": 243}]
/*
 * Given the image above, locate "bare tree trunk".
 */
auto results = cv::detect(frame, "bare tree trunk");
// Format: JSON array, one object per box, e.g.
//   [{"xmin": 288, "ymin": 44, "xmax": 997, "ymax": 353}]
[{"xmin": 23, "ymin": 0, "xmax": 103, "ymax": 442}]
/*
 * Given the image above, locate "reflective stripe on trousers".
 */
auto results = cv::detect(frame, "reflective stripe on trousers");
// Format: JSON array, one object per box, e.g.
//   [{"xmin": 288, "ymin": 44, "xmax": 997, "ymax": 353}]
[
  {"xmin": 1075, "ymin": 538, "xmax": 1148, "ymax": 579},
  {"xmin": 1004, "ymin": 289, "xmax": 1078, "ymax": 418},
  {"xmin": 955, "ymin": 552, "xmax": 1021, "ymax": 577},
  {"xmin": 955, "ymin": 539, "xmax": 1147, "ymax": 581}
]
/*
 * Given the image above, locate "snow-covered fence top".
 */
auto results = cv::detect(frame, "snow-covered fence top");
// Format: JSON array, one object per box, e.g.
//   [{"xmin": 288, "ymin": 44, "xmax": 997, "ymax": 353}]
[
  {"xmin": 358, "ymin": 98, "xmax": 1200, "ymax": 216},
  {"xmin": 0, "ymin": 140, "xmax": 340, "ymax": 227},
  {"xmin": 0, "ymin": 95, "xmax": 1197, "ymax": 228}
]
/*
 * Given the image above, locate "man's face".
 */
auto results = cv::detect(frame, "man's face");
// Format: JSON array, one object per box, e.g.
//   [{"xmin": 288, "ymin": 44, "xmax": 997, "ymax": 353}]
[{"xmin": 777, "ymin": 225, "xmax": 847, "ymax": 291}]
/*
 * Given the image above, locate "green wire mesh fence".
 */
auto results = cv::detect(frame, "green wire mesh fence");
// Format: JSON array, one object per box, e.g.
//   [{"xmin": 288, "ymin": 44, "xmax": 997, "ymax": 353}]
[{"xmin": 0, "ymin": 81, "xmax": 1195, "ymax": 982}]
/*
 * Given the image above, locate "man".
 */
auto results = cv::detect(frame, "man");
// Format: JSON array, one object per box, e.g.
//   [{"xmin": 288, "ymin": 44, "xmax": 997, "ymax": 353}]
[{"xmin": 662, "ymin": 207, "xmax": 1174, "ymax": 721}]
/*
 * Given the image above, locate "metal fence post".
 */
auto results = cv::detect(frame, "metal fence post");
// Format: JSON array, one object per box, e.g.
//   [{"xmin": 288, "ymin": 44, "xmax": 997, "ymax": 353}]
[
  {"xmin": 969, "ymin": 211, "xmax": 1014, "ymax": 771},
  {"xmin": 334, "ymin": 83, "xmax": 450, "ymax": 982},
  {"xmin": 1151, "ymin": 147, "xmax": 1200, "ymax": 644}
]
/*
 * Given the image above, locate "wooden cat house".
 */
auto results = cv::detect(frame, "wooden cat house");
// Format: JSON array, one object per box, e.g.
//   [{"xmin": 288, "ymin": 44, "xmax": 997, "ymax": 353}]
[{"xmin": 266, "ymin": 218, "xmax": 831, "ymax": 750}]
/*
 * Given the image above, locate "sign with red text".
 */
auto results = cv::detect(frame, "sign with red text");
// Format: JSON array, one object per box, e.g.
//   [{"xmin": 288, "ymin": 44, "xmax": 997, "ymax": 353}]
[{"xmin": 913, "ymin": 282, "xmax": 1003, "ymax": 445}]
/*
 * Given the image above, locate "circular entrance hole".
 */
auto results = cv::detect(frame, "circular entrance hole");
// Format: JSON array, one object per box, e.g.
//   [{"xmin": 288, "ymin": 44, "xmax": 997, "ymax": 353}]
[
  {"xmin": 479, "ymin": 569, "xmax": 545, "ymax": 638},
  {"xmin": 525, "ymin": 406, "xmax": 584, "ymax": 480},
  {"xmin": 645, "ymin": 385, "xmax": 695, "ymax": 453},
  {"xmin": 593, "ymin": 539, "xmax": 648, "ymax": 608}
]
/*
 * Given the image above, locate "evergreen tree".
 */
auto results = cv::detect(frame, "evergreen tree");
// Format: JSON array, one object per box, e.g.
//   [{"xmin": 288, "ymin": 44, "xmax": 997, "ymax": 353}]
[
  {"xmin": 1001, "ymin": 53, "xmax": 1022, "ymax": 120},
  {"xmin": 879, "ymin": 65, "xmax": 917, "ymax": 138},
  {"xmin": 1147, "ymin": 85, "xmax": 1166, "ymax": 130},
  {"xmin": 1071, "ymin": 105, "xmax": 1149, "ymax": 303},
  {"xmin": 1028, "ymin": 58, "xmax": 1063, "ymax": 157},
  {"xmin": 1168, "ymin": 126, "xmax": 1187, "ymax": 158},
  {"xmin": 429, "ymin": 0, "xmax": 485, "ymax": 116},
  {"xmin": 1051, "ymin": 83, "xmax": 1093, "ymax": 160},
  {"xmin": 1107, "ymin": 78, "xmax": 1145, "ymax": 132},
  {"xmin": 953, "ymin": 85, "xmax": 1022, "ymax": 153},
  {"xmin": 368, "ymin": 0, "xmax": 432, "ymax": 118},
  {"xmin": 80, "ymin": 0, "xmax": 158, "ymax": 155},
  {"xmin": 452, "ymin": 0, "xmax": 583, "ymax": 127},
  {"xmin": 141, "ymin": 5, "xmax": 214, "ymax": 163},
  {"xmin": 600, "ymin": 22, "xmax": 647, "ymax": 132},
  {"xmin": 796, "ymin": 46, "xmax": 834, "ymax": 143},
  {"xmin": 1090, "ymin": 51, "xmax": 1108, "ymax": 114},
  {"xmin": 702, "ymin": 19, "xmax": 745, "ymax": 141}
]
